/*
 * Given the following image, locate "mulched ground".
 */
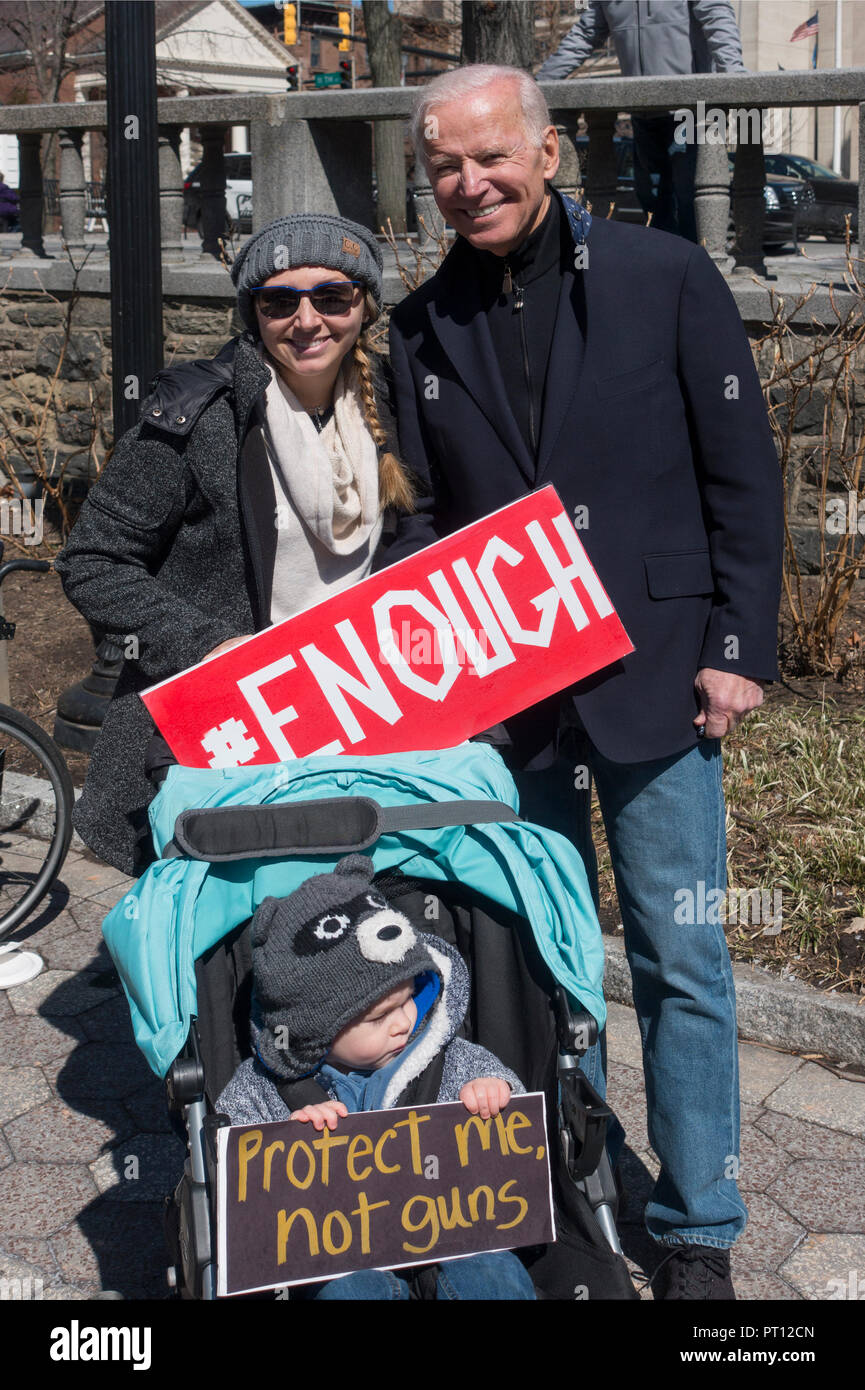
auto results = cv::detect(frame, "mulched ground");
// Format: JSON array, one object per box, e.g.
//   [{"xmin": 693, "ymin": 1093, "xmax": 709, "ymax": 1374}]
[{"xmin": 5, "ymin": 514, "xmax": 865, "ymax": 996}]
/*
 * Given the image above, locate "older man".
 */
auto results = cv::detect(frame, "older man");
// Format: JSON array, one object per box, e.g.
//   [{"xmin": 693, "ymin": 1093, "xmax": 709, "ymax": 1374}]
[{"xmin": 385, "ymin": 65, "xmax": 783, "ymax": 1299}]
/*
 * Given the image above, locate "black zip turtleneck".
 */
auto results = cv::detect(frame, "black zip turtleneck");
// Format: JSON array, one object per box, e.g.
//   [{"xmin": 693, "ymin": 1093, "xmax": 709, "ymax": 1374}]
[{"xmin": 471, "ymin": 193, "xmax": 576, "ymax": 466}]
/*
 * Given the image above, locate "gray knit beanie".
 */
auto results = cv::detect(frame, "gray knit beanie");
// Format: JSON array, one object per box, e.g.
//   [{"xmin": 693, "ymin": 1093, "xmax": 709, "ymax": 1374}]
[
  {"xmin": 231, "ymin": 214, "xmax": 384, "ymax": 333},
  {"xmin": 251, "ymin": 855, "xmax": 440, "ymax": 1081}
]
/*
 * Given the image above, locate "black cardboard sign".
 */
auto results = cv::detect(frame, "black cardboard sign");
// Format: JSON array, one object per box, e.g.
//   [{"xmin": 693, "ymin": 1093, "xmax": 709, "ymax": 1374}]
[{"xmin": 215, "ymin": 1094, "xmax": 554, "ymax": 1296}]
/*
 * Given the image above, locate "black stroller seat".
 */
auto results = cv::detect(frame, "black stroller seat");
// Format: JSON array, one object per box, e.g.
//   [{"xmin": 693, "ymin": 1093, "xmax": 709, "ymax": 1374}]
[{"xmin": 168, "ymin": 865, "xmax": 635, "ymax": 1301}]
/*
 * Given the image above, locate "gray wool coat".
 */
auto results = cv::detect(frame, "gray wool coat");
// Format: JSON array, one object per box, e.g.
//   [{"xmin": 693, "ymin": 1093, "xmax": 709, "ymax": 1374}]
[{"xmin": 55, "ymin": 330, "xmax": 399, "ymax": 876}]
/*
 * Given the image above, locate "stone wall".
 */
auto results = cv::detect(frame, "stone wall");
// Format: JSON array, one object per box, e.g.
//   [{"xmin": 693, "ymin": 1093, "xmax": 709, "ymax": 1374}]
[
  {"xmin": 0, "ymin": 285, "xmax": 862, "ymax": 573},
  {"xmin": 0, "ymin": 290, "xmax": 243, "ymax": 487}
]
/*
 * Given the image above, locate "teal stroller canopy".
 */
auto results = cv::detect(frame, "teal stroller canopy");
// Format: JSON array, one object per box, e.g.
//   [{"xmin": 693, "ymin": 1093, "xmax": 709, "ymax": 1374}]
[{"xmin": 103, "ymin": 744, "xmax": 606, "ymax": 1078}]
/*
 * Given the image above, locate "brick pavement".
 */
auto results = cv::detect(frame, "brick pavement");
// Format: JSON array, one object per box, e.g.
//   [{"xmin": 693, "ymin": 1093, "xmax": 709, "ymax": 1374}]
[{"xmin": 1, "ymin": 843, "xmax": 864, "ymax": 1301}]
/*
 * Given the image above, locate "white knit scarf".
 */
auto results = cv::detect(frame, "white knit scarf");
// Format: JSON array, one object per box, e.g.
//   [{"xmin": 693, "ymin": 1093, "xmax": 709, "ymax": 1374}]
[{"xmin": 255, "ymin": 343, "xmax": 383, "ymax": 621}]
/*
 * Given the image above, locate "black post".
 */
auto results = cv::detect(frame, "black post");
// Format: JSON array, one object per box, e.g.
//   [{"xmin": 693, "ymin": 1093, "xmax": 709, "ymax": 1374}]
[
  {"xmin": 54, "ymin": 2, "xmax": 163, "ymax": 753},
  {"xmin": 105, "ymin": 0, "xmax": 163, "ymax": 437}
]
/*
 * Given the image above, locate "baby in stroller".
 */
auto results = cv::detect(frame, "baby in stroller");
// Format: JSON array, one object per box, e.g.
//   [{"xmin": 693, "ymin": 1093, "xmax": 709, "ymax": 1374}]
[
  {"xmin": 104, "ymin": 744, "xmax": 633, "ymax": 1299},
  {"xmin": 215, "ymin": 852, "xmax": 536, "ymax": 1300}
]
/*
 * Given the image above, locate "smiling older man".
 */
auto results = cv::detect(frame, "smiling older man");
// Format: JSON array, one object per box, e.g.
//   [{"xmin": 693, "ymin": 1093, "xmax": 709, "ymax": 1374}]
[{"xmin": 384, "ymin": 65, "xmax": 783, "ymax": 1300}]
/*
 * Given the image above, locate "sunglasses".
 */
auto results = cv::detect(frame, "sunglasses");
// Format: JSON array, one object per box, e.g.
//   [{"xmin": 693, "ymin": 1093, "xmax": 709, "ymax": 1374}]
[{"xmin": 250, "ymin": 281, "xmax": 363, "ymax": 319}]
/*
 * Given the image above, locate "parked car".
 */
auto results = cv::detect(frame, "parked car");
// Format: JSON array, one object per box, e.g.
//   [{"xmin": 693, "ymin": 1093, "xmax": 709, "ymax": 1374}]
[
  {"xmin": 573, "ymin": 137, "xmax": 807, "ymax": 250},
  {"xmin": 183, "ymin": 151, "xmax": 252, "ymax": 236},
  {"xmin": 763, "ymin": 153, "xmax": 858, "ymax": 240},
  {"xmin": 727, "ymin": 152, "xmax": 813, "ymax": 251}
]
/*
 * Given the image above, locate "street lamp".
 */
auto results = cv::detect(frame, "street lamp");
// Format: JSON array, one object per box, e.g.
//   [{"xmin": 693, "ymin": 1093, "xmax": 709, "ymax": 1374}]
[{"xmin": 54, "ymin": 1, "xmax": 162, "ymax": 753}]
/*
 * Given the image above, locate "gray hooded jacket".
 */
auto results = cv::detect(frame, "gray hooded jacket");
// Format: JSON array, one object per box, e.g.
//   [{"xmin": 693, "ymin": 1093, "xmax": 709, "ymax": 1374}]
[
  {"xmin": 216, "ymin": 935, "xmax": 524, "ymax": 1126},
  {"xmin": 537, "ymin": 1, "xmax": 745, "ymax": 80}
]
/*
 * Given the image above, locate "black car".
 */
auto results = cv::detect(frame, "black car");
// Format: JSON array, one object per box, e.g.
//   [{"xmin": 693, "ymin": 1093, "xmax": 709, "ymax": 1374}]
[
  {"xmin": 572, "ymin": 137, "xmax": 807, "ymax": 249},
  {"xmin": 763, "ymin": 153, "xmax": 858, "ymax": 240},
  {"xmin": 727, "ymin": 153, "xmax": 814, "ymax": 251}
]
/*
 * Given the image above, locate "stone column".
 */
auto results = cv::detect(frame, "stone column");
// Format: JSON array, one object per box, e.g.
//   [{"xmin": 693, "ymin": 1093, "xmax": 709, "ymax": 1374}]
[
  {"xmin": 198, "ymin": 124, "xmax": 228, "ymax": 260},
  {"xmin": 551, "ymin": 123, "xmax": 582, "ymax": 200},
  {"xmin": 729, "ymin": 130, "xmax": 766, "ymax": 276},
  {"xmin": 158, "ymin": 123, "xmax": 185, "ymax": 263},
  {"xmin": 176, "ymin": 88, "xmax": 191, "ymax": 177},
  {"xmin": 412, "ymin": 179, "xmax": 446, "ymax": 249},
  {"xmin": 251, "ymin": 115, "xmax": 374, "ymax": 231},
  {"xmin": 583, "ymin": 111, "xmax": 617, "ymax": 220},
  {"xmin": 694, "ymin": 119, "xmax": 732, "ymax": 269},
  {"xmin": 15, "ymin": 131, "xmax": 47, "ymax": 258},
  {"xmin": 58, "ymin": 127, "xmax": 86, "ymax": 254}
]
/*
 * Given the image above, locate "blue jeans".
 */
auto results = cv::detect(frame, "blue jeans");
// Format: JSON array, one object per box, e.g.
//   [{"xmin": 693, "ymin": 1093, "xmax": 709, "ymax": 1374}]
[
  {"xmin": 515, "ymin": 732, "xmax": 747, "ymax": 1250},
  {"xmin": 304, "ymin": 1251, "xmax": 536, "ymax": 1300}
]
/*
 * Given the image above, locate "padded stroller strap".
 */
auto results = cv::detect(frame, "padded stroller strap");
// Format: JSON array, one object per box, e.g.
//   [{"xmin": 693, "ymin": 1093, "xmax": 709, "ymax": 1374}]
[{"xmin": 163, "ymin": 797, "xmax": 520, "ymax": 863}]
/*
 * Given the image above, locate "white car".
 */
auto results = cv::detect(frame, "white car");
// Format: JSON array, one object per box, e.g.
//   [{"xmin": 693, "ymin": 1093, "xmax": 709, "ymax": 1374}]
[{"xmin": 183, "ymin": 152, "xmax": 252, "ymax": 235}]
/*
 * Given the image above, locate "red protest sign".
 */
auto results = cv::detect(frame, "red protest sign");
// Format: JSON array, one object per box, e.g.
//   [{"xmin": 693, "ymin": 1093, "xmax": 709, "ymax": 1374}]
[{"xmin": 141, "ymin": 486, "xmax": 633, "ymax": 767}]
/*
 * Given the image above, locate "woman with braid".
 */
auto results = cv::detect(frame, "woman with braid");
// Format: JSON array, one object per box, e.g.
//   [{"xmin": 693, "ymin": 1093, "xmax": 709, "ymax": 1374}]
[{"xmin": 56, "ymin": 216, "xmax": 417, "ymax": 875}]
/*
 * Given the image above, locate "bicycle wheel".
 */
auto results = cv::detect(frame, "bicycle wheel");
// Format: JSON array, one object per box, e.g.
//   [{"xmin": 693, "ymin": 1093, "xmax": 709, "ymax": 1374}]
[{"xmin": 0, "ymin": 703, "xmax": 75, "ymax": 941}]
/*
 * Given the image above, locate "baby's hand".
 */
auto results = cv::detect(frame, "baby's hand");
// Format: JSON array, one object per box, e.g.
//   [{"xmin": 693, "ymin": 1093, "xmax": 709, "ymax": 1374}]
[
  {"xmin": 460, "ymin": 1077, "xmax": 511, "ymax": 1119},
  {"xmin": 290, "ymin": 1101, "xmax": 348, "ymax": 1132}
]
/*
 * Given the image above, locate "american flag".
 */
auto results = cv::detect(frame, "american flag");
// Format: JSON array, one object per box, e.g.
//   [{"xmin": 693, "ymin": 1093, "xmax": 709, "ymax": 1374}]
[{"xmin": 789, "ymin": 12, "xmax": 819, "ymax": 43}]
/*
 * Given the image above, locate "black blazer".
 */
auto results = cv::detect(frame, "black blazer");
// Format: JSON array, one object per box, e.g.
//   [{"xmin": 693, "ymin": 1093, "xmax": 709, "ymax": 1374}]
[{"xmin": 385, "ymin": 198, "xmax": 783, "ymax": 766}]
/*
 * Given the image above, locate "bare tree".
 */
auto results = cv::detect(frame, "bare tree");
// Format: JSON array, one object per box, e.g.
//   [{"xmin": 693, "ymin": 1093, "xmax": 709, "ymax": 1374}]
[
  {"xmin": 0, "ymin": 2, "xmax": 98, "ymax": 181},
  {"xmin": 460, "ymin": 1, "xmax": 534, "ymax": 69},
  {"xmin": 362, "ymin": 0, "xmax": 406, "ymax": 235},
  {"xmin": 0, "ymin": 1, "xmax": 91, "ymax": 105}
]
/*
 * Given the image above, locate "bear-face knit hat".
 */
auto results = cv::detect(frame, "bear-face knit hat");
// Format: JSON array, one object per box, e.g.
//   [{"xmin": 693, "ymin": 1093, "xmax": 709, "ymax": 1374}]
[
  {"xmin": 251, "ymin": 854, "xmax": 440, "ymax": 1081},
  {"xmin": 230, "ymin": 213, "xmax": 384, "ymax": 332}
]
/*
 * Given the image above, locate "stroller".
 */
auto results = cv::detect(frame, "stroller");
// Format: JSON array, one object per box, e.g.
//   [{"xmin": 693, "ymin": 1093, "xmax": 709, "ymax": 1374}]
[{"xmin": 104, "ymin": 742, "xmax": 637, "ymax": 1300}]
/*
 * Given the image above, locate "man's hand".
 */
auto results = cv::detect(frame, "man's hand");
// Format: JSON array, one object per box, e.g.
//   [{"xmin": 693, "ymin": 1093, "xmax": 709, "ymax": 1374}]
[
  {"xmin": 290, "ymin": 1100, "xmax": 348, "ymax": 1132},
  {"xmin": 694, "ymin": 668, "xmax": 764, "ymax": 739},
  {"xmin": 460, "ymin": 1077, "xmax": 511, "ymax": 1119}
]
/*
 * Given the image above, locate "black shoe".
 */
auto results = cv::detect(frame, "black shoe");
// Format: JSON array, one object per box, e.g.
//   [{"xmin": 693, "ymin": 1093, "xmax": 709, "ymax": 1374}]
[{"xmin": 650, "ymin": 1244, "xmax": 736, "ymax": 1300}]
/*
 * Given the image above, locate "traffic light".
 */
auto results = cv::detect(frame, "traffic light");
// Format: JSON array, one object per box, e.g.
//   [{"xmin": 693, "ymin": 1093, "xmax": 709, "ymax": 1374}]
[
  {"xmin": 286, "ymin": 63, "xmax": 300, "ymax": 91},
  {"xmin": 283, "ymin": 2, "xmax": 297, "ymax": 47},
  {"xmin": 339, "ymin": 59, "xmax": 352, "ymax": 89},
  {"xmin": 338, "ymin": 9, "xmax": 351, "ymax": 52}
]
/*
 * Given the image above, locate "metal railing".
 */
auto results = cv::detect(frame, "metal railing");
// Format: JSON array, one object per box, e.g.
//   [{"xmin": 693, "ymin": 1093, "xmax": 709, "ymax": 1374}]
[
  {"xmin": 42, "ymin": 179, "xmax": 107, "ymax": 223},
  {"xmin": 0, "ymin": 69, "xmax": 862, "ymax": 276}
]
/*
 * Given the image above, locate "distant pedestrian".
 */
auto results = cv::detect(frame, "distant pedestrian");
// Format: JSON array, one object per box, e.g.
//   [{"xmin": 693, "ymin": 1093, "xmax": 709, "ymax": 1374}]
[
  {"xmin": 0, "ymin": 174, "xmax": 19, "ymax": 232},
  {"xmin": 537, "ymin": 1, "xmax": 746, "ymax": 241}
]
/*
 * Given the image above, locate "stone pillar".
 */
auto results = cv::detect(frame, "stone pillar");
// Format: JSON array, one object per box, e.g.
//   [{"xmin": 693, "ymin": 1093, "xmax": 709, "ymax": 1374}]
[
  {"xmin": 176, "ymin": 88, "xmax": 191, "ymax": 177},
  {"xmin": 694, "ymin": 120, "xmax": 732, "ymax": 269},
  {"xmin": 58, "ymin": 127, "xmax": 86, "ymax": 254},
  {"xmin": 411, "ymin": 179, "xmax": 446, "ymax": 249},
  {"xmin": 583, "ymin": 111, "xmax": 617, "ymax": 220},
  {"xmin": 730, "ymin": 131, "xmax": 766, "ymax": 276},
  {"xmin": 158, "ymin": 124, "xmax": 185, "ymax": 263},
  {"xmin": 15, "ymin": 131, "xmax": 47, "ymax": 258},
  {"xmin": 551, "ymin": 123, "xmax": 582, "ymax": 200},
  {"xmin": 251, "ymin": 116, "xmax": 374, "ymax": 231},
  {"xmin": 198, "ymin": 124, "xmax": 227, "ymax": 260}
]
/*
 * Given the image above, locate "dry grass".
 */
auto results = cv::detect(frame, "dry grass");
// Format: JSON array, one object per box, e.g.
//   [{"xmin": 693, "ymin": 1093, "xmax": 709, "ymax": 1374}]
[{"xmin": 592, "ymin": 701, "xmax": 865, "ymax": 995}]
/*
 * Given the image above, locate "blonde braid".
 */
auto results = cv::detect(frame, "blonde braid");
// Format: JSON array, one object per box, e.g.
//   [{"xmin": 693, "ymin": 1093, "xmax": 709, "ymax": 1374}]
[{"xmin": 353, "ymin": 303, "xmax": 416, "ymax": 514}]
